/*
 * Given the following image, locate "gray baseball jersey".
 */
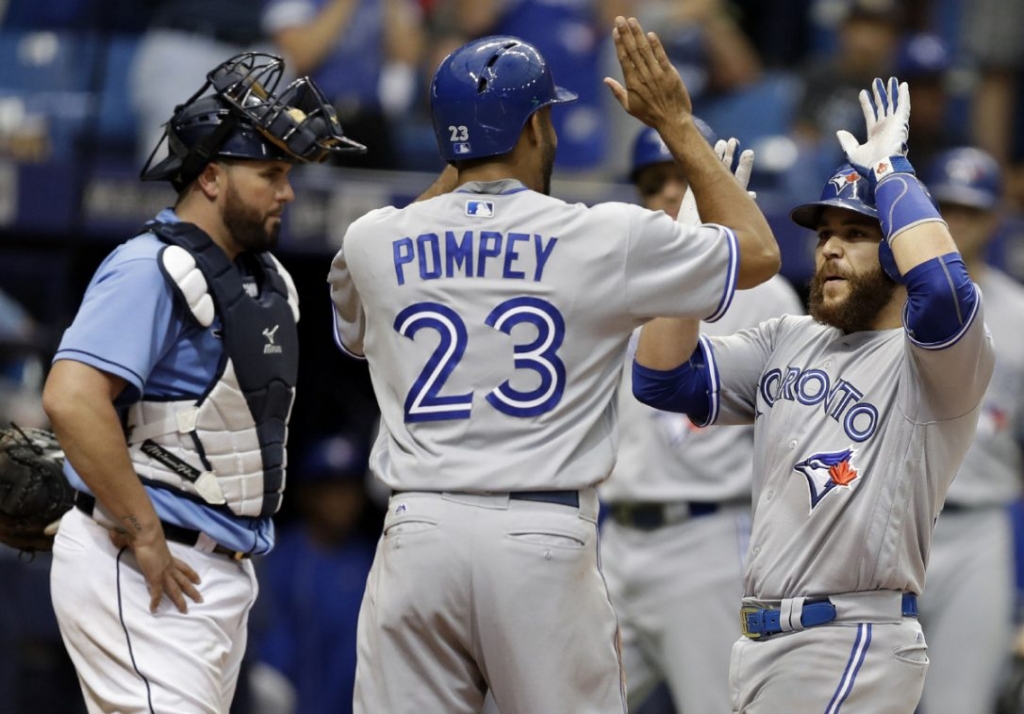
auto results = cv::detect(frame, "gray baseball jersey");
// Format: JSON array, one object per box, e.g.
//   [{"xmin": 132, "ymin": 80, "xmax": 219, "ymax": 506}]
[
  {"xmin": 699, "ymin": 308, "xmax": 993, "ymax": 600},
  {"xmin": 329, "ymin": 179, "xmax": 739, "ymax": 493},
  {"xmin": 942, "ymin": 268, "xmax": 1024, "ymax": 506},
  {"xmin": 918, "ymin": 268, "xmax": 1024, "ymax": 714},
  {"xmin": 601, "ymin": 275, "xmax": 804, "ymax": 503}
]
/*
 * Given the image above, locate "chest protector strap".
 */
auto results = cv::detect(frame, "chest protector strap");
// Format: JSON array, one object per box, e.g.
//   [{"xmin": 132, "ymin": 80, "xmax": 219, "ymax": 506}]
[{"xmin": 125, "ymin": 221, "xmax": 299, "ymax": 517}]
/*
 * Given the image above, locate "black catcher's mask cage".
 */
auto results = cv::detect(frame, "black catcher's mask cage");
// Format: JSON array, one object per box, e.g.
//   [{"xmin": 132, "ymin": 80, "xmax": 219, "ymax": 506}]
[{"xmin": 141, "ymin": 52, "xmax": 367, "ymax": 189}]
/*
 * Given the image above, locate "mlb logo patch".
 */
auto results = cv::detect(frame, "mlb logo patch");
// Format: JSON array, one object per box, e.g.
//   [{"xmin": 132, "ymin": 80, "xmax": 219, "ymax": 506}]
[
  {"xmin": 454, "ymin": 142, "xmax": 471, "ymax": 155},
  {"xmin": 466, "ymin": 200, "xmax": 495, "ymax": 217}
]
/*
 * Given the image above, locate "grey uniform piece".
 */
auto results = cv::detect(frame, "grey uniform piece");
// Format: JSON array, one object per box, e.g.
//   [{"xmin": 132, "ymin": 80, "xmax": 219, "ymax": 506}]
[
  {"xmin": 700, "ymin": 305, "xmax": 993, "ymax": 712},
  {"xmin": 329, "ymin": 178, "xmax": 740, "ymax": 714},
  {"xmin": 919, "ymin": 269, "xmax": 1024, "ymax": 714},
  {"xmin": 600, "ymin": 275, "xmax": 803, "ymax": 712}
]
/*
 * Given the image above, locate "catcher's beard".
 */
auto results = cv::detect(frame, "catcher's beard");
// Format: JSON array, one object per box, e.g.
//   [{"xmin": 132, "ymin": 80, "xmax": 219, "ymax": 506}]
[
  {"xmin": 808, "ymin": 261, "xmax": 897, "ymax": 333},
  {"xmin": 223, "ymin": 181, "xmax": 281, "ymax": 253}
]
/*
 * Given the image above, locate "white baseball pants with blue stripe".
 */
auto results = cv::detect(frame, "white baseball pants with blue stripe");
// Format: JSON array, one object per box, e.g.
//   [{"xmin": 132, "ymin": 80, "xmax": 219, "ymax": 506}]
[{"xmin": 729, "ymin": 618, "xmax": 928, "ymax": 713}]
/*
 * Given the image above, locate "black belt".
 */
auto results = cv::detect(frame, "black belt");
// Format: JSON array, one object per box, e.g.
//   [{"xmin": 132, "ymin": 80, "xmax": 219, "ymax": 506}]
[
  {"xmin": 74, "ymin": 492, "xmax": 251, "ymax": 560},
  {"xmin": 741, "ymin": 593, "xmax": 919, "ymax": 640},
  {"xmin": 608, "ymin": 500, "xmax": 720, "ymax": 530}
]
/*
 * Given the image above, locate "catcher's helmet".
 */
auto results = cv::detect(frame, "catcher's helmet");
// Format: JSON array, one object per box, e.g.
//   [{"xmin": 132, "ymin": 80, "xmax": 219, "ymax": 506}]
[
  {"xmin": 430, "ymin": 36, "xmax": 577, "ymax": 162},
  {"xmin": 925, "ymin": 147, "xmax": 1002, "ymax": 210},
  {"xmin": 142, "ymin": 52, "xmax": 366, "ymax": 191},
  {"xmin": 790, "ymin": 164, "xmax": 877, "ymax": 230},
  {"xmin": 629, "ymin": 118, "xmax": 718, "ymax": 182}
]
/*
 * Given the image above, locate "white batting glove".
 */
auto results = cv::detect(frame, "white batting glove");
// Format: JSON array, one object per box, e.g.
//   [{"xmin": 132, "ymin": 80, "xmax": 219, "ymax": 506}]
[
  {"xmin": 836, "ymin": 77, "xmax": 914, "ymax": 184},
  {"xmin": 677, "ymin": 138, "xmax": 756, "ymax": 227}
]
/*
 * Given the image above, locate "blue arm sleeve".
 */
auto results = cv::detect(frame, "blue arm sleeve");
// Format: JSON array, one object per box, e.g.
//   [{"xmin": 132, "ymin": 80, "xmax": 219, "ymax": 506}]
[
  {"xmin": 632, "ymin": 344, "xmax": 712, "ymax": 423},
  {"xmin": 903, "ymin": 252, "xmax": 979, "ymax": 347}
]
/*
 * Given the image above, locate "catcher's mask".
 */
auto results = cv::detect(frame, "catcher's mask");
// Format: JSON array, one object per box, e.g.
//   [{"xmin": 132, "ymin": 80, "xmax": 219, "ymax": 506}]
[{"xmin": 141, "ymin": 52, "xmax": 366, "ymax": 191}]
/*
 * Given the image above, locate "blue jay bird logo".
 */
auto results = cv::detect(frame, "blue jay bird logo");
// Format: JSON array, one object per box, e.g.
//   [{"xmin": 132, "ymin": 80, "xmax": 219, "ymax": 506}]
[{"xmin": 794, "ymin": 448, "xmax": 861, "ymax": 510}]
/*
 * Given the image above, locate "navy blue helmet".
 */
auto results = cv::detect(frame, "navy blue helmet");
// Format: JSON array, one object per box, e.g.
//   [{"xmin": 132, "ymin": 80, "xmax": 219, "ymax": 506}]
[
  {"xmin": 925, "ymin": 147, "xmax": 1002, "ymax": 210},
  {"xmin": 791, "ymin": 164, "xmax": 877, "ymax": 229},
  {"xmin": 629, "ymin": 117, "xmax": 718, "ymax": 182},
  {"xmin": 430, "ymin": 36, "xmax": 577, "ymax": 162}
]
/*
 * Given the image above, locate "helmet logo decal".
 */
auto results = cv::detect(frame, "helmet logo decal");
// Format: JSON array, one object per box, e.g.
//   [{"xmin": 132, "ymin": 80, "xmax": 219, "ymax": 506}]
[
  {"xmin": 794, "ymin": 447, "xmax": 861, "ymax": 511},
  {"xmin": 829, "ymin": 170, "xmax": 862, "ymax": 193}
]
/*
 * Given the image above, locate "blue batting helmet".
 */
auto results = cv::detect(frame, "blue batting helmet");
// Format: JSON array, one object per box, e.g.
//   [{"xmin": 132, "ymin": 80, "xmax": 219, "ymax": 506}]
[
  {"xmin": 429, "ymin": 36, "xmax": 578, "ymax": 162},
  {"xmin": 790, "ymin": 164, "xmax": 877, "ymax": 229},
  {"xmin": 629, "ymin": 117, "xmax": 718, "ymax": 182},
  {"xmin": 925, "ymin": 147, "xmax": 1002, "ymax": 210}
]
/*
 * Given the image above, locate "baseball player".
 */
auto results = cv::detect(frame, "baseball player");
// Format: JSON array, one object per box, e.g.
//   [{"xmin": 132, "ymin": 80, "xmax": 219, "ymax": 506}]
[
  {"xmin": 916, "ymin": 148, "xmax": 1024, "ymax": 714},
  {"xmin": 42, "ymin": 53, "xmax": 364, "ymax": 712},
  {"xmin": 328, "ymin": 19, "xmax": 780, "ymax": 714},
  {"xmin": 632, "ymin": 77, "xmax": 995, "ymax": 712},
  {"xmin": 599, "ymin": 125, "xmax": 804, "ymax": 713}
]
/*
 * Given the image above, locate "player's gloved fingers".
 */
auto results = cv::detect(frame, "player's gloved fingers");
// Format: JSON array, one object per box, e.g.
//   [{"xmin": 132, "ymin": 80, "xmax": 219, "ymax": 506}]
[
  {"xmin": 858, "ymin": 88, "xmax": 875, "ymax": 128},
  {"xmin": 722, "ymin": 138, "xmax": 738, "ymax": 171},
  {"xmin": 735, "ymin": 148, "xmax": 755, "ymax": 189},
  {"xmin": 836, "ymin": 130, "xmax": 860, "ymax": 160},
  {"xmin": 872, "ymin": 77, "xmax": 887, "ymax": 116},
  {"xmin": 713, "ymin": 138, "xmax": 727, "ymax": 162}
]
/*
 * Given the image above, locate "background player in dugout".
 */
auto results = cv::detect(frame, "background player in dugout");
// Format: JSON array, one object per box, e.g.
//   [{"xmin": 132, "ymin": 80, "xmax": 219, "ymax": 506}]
[
  {"xmin": 598, "ymin": 122, "xmax": 803, "ymax": 714},
  {"xmin": 40, "ymin": 53, "xmax": 365, "ymax": 713},
  {"xmin": 915, "ymin": 147, "xmax": 1024, "ymax": 714},
  {"xmin": 631, "ymin": 77, "xmax": 994, "ymax": 712},
  {"xmin": 328, "ymin": 17, "xmax": 781, "ymax": 714}
]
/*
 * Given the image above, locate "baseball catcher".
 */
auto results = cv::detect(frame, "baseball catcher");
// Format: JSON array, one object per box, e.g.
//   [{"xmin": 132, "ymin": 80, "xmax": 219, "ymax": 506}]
[{"xmin": 0, "ymin": 424, "xmax": 72, "ymax": 553}]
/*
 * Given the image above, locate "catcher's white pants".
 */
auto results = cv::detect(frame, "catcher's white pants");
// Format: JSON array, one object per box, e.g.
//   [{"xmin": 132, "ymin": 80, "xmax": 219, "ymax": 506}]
[{"xmin": 50, "ymin": 507, "xmax": 258, "ymax": 714}]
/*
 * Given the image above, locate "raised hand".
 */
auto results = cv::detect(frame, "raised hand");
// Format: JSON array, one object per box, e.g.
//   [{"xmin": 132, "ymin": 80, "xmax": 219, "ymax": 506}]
[
  {"xmin": 604, "ymin": 16, "xmax": 692, "ymax": 131},
  {"xmin": 677, "ymin": 138, "xmax": 755, "ymax": 227},
  {"xmin": 836, "ymin": 77, "xmax": 911, "ymax": 182}
]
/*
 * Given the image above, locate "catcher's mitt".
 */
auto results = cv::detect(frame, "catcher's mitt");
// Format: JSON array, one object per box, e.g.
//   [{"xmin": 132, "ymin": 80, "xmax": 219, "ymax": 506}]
[{"xmin": 0, "ymin": 424, "xmax": 73, "ymax": 553}]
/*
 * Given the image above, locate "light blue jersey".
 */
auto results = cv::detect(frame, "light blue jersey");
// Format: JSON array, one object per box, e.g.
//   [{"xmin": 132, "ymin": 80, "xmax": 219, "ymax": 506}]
[{"xmin": 54, "ymin": 208, "xmax": 274, "ymax": 554}]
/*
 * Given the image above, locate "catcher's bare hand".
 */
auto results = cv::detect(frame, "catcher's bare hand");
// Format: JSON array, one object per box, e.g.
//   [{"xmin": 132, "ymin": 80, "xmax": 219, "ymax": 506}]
[
  {"xmin": 110, "ymin": 528, "xmax": 202, "ymax": 614},
  {"xmin": 605, "ymin": 16, "xmax": 692, "ymax": 130}
]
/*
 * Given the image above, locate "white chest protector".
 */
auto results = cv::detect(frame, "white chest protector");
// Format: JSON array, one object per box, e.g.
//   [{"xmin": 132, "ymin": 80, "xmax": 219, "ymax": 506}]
[{"xmin": 125, "ymin": 222, "xmax": 300, "ymax": 518}]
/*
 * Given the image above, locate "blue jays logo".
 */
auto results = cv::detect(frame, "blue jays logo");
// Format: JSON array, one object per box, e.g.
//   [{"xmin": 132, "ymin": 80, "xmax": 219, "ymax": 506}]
[
  {"xmin": 466, "ymin": 200, "xmax": 495, "ymax": 217},
  {"xmin": 829, "ymin": 170, "xmax": 862, "ymax": 193},
  {"xmin": 794, "ymin": 447, "xmax": 861, "ymax": 511}
]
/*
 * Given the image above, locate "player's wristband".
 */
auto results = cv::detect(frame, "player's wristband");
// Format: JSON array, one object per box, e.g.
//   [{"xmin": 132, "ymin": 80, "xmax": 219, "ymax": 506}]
[{"xmin": 874, "ymin": 167, "xmax": 944, "ymax": 244}]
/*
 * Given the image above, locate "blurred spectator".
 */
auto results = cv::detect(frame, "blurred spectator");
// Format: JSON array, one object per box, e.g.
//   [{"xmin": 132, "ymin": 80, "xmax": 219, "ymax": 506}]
[
  {"xmin": 253, "ymin": 433, "xmax": 379, "ymax": 714},
  {"xmin": 961, "ymin": 0, "xmax": 1024, "ymax": 178},
  {"xmin": 440, "ymin": 0, "xmax": 627, "ymax": 173},
  {"xmin": 261, "ymin": 0, "xmax": 425, "ymax": 170},
  {"xmin": 0, "ymin": 288, "xmax": 47, "ymax": 427},
  {"xmin": 130, "ymin": 0, "xmax": 271, "ymax": 166},
  {"xmin": 896, "ymin": 31, "xmax": 961, "ymax": 172},
  {"xmin": 917, "ymin": 147, "xmax": 1024, "ymax": 714},
  {"xmin": 794, "ymin": 0, "xmax": 903, "ymax": 173}
]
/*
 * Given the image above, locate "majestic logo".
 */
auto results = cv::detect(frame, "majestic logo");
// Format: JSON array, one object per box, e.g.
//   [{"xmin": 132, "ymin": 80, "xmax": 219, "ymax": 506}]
[
  {"xmin": 262, "ymin": 325, "xmax": 282, "ymax": 354},
  {"xmin": 829, "ymin": 169, "xmax": 861, "ymax": 193},
  {"xmin": 465, "ymin": 200, "xmax": 494, "ymax": 217},
  {"xmin": 794, "ymin": 447, "xmax": 861, "ymax": 511}
]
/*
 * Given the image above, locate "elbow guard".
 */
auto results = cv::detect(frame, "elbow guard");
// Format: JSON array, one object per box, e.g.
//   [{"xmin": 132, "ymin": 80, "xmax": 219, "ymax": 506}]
[
  {"xmin": 903, "ymin": 253, "xmax": 979, "ymax": 347},
  {"xmin": 632, "ymin": 345, "xmax": 712, "ymax": 423}
]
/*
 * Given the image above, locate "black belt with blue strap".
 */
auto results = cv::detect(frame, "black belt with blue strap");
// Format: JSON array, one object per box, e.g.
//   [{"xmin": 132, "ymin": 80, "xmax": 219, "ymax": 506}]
[
  {"xmin": 741, "ymin": 593, "xmax": 918, "ymax": 639},
  {"xmin": 74, "ymin": 491, "xmax": 251, "ymax": 560}
]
